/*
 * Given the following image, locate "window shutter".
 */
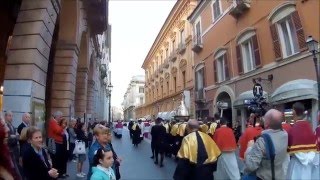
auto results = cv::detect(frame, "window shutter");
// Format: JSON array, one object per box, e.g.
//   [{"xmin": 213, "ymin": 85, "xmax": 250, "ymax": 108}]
[
  {"xmin": 270, "ymin": 24, "xmax": 282, "ymax": 60},
  {"xmin": 236, "ymin": 45, "xmax": 243, "ymax": 74},
  {"xmin": 213, "ymin": 60, "xmax": 218, "ymax": 83},
  {"xmin": 291, "ymin": 11, "xmax": 307, "ymax": 51},
  {"xmin": 202, "ymin": 67, "xmax": 206, "ymax": 88},
  {"xmin": 251, "ymin": 35, "xmax": 261, "ymax": 68},
  {"xmin": 224, "ymin": 53, "xmax": 230, "ymax": 80}
]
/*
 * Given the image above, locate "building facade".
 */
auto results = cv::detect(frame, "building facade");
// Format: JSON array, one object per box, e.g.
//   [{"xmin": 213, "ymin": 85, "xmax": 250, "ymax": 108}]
[
  {"xmin": 137, "ymin": 0, "xmax": 198, "ymax": 120},
  {"xmin": 188, "ymin": 0, "xmax": 319, "ymax": 129},
  {"xmin": 122, "ymin": 75, "xmax": 145, "ymax": 120},
  {"xmin": 0, "ymin": 0, "xmax": 112, "ymax": 128}
]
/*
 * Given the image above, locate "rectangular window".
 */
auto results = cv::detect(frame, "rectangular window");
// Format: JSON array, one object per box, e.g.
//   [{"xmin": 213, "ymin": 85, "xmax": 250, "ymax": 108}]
[
  {"xmin": 180, "ymin": 29, "xmax": 185, "ymax": 44},
  {"xmin": 241, "ymin": 40, "xmax": 255, "ymax": 72},
  {"xmin": 139, "ymin": 87, "xmax": 144, "ymax": 93},
  {"xmin": 212, "ymin": 0, "xmax": 221, "ymax": 21},
  {"xmin": 140, "ymin": 97, "xmax": 143, "ymax": 105},
  {"xmin": 217, "ymin": 56, "xmax": 226, "ymax": 82},
  {"xmin": 277, "ymin": 17, "xmax": 299, "ymax": 57},
  {"xmin": 195, "ymin": 21, "xmax": 201, "ymax": 44},
  {"xmin": 173, "ymin": 77, "xmax": 177, "ymax": 92},
  {"xmin": 182, "ymin": 71, "xmax": 186, "ymax": 89},
  {"xmin": 196, "ymin": 68, "xmax": 204, "ymax": 90},
  {"xmin": 172, "ymin": 39, "xmax": 175, "ymax": 52}
]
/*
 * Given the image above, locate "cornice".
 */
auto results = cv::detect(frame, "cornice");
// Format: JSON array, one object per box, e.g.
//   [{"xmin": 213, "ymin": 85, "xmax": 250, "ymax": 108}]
[{"xmin": 142, "ymin": 0, "xmax": 191, "ymax": 69}]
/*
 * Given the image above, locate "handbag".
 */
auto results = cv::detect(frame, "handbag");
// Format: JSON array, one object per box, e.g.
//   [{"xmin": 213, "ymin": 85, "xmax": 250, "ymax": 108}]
[
  {"xmin": 242, "ymin": 133, "xmax": 275, "ymax": 180},
  {"xmin": 73, "ymin": 140, "xmax": 86, "ymax": 154},
  {"xmin": 47, "ymin": 138, "xmax": 56, "ymax": 154}
]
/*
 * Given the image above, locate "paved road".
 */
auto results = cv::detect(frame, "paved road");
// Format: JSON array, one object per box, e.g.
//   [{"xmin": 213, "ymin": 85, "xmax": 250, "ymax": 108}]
[{"xmin": 66, "ymin": 128, "xmax": 176, "ymax": 180}]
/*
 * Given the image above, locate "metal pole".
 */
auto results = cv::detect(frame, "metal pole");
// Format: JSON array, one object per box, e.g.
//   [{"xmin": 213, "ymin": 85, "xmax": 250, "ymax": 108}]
[
  {"xmin": 109, "ymin": 94, "xmax": 111, "ymax": 124},
  {"xmin": 313, "ymin": 53, "xmax": 320, "ymax": 120}
]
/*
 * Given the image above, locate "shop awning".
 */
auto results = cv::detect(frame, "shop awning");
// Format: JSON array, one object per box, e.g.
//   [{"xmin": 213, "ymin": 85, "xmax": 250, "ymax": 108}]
[
  {"xmin": 271, "ymin": 79, "xmax": 317, "ymax": 104},
  {"xmin": 234, "ymin": 90, "xmax": 268, "ymax": 108}
]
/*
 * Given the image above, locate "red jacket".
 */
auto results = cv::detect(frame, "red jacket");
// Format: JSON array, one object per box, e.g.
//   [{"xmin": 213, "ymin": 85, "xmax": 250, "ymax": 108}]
[
  {"xmin": 282, "ymin": 123, "xmax": 292, "ymax": 133},
  {"xmin": 213, "ymin": 125, "xmax": 237, "ymax": 152},
  {"xmin": 239, "ymin": 125, "xmax": 263, "ymax": 159},
  {"xmin": 47, "ymin": 118, "xmax": 63, "ymax": 144}
]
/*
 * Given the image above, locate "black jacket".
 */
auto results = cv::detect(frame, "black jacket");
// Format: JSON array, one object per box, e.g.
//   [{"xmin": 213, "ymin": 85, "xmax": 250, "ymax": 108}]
[{"xmin": 22, "ymin": 144, "xmax": 53, "ymax": 180}]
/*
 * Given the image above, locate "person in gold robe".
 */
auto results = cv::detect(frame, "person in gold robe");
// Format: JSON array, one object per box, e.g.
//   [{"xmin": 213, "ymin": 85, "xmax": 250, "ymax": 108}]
[{"xmin": 173, "ymin": 119, "xmax": 221, "ymax": 180}]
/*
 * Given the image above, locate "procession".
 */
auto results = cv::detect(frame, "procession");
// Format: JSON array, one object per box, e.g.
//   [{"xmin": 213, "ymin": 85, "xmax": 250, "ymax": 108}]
[{"xmin": 1, "ymin": 0, "xmax": 320, "ymax": 179}]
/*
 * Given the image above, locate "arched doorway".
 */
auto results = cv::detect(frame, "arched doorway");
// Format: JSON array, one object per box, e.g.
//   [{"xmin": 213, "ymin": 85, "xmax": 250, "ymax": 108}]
[
  {"xmin": 0, "ymin": 0, "xmax": 22, "ymax": 111},
  {"xmin": 216, "ymin": 92, "xmax": 233, "ymax": 127}
]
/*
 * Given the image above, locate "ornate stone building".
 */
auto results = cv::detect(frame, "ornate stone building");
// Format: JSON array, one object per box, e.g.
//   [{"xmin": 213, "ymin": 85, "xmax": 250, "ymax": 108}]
[
  {"xmin": 122, "ymin": 75, "xmax": 145, "ymax": 120},
  {"xmin": 137, "ymin": 0, "xmax": 198, "ymax": 120},
  {"xmin": 0, "ymin": 0, "xmax": 112, "ymax": 128},
  {"xmin": 188, "ymin": 0, "xmax": 319, "ymax": 129}
]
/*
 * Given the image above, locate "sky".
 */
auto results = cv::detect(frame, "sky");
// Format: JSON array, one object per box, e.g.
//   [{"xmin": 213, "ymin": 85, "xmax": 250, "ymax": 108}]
[{"xmin": 109, "ymin": 0, "xmax": 176, "ymax": 108}]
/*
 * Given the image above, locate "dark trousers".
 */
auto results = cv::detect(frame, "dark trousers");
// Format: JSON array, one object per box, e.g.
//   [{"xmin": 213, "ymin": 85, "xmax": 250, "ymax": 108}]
[
  {"xmin": 154, "ymin": 146, "xmax": 164, "ymax": 165},
  {"xmin": 68, "ymin": 143, "xmax": 75, "ymax": 161},
  {"xmin": 151, "ymin": 142, "xmax": 155, "ymax": 157},
  {"xmin": 51, "ymin": 143, "xmax": 65, "ymax": 175}
]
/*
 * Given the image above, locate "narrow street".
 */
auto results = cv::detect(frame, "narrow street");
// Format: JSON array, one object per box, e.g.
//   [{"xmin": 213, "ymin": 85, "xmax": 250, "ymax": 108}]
[{"xmin": 67, "ymin": 128, "xmax": 176, "ymax": 180}]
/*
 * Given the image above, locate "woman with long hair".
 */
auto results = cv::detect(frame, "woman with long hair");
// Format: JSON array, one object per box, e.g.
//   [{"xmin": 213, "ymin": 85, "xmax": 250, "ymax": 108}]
[
  {"xmin": 0, "ymin": 112, "xmax": 18, "ymax": 180},
  {"xmin": 75, "ymin": 122, "xmax": 88, "ymax": 178}
]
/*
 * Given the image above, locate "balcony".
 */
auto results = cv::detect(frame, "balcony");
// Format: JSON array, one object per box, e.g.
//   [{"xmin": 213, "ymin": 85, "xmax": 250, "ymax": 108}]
[
  {"xmin": 85, "ymin": 0, "xmax": 108, "ymax": 35},
  {"xmin": 229, "ymin": 0, "xmax": 251, "ymax": 18},
  {"xmin": 178, "ymin": 43, "xmax": 186, "ymax": 55},
  {"xmin": 169, "ymin": 52, "xmax": 177, "ymax": 63},
  {"xmin": 192, "ymin": 36, "xmax": 203, "ymax": 53},
  {"xmin": 195, "ymin": 88, "xmax": 205, "ymax": 102}
]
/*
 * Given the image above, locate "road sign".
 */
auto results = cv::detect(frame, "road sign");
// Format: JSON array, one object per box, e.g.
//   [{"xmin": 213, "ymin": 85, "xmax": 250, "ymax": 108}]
[{"xmin": 253, "ymin": 83, "xmax": 263, "ymax": 97}]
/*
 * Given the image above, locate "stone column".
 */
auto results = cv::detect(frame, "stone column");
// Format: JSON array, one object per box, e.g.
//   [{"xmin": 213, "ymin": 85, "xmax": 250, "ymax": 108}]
[
  {"xmin": 3, "ymin": 0, "xmax": 59, "ymax": 126},
  {"xmin": 86, "ymin": 80, "xmax": 95, "ymax": 116},
  {"xmin": 74, "ymin": 68, "xmax": 88, "ymax": 117},
  {"xmin": 50, "ymin": 44, "xmax": 79, "ymax": 118}
]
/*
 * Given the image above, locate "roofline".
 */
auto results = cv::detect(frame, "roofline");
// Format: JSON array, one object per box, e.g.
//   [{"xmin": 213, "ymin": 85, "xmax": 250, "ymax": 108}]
[
  {"xmin": 187, "ymin": 0, "xmax": 204, "ymax": 21},
  {"xmin": 141, "ymin": 0, "xmax": 186, "ymax": 69}
]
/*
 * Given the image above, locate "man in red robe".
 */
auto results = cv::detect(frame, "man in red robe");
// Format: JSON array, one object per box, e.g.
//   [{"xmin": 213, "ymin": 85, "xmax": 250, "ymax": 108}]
[
  {"xmin": 213, "ymin": 117, "xmax": 240, "ymax": 179},
  {"xmin": 238, "ymin": 118, "xmax": 263, "ymax": 160},
  {"xmin": 287, "ymin": 102, "xmax": 319, "ymax": 179}
]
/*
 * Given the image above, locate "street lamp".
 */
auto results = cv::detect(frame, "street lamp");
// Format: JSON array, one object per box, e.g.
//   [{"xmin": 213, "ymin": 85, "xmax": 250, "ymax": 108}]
[
  {"xmin": 107, "ymin": 83, "xmax": 113, "ymax": 125},
  {"xmin": 306, "ymin": 35, "xmax": 319, "ymax": 120}
]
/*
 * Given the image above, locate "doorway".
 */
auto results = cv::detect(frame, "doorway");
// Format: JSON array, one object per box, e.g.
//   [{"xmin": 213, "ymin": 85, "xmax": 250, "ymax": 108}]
[{"xmin": 216, "ymin": 92, "xmax": 233, "ymax": 128}]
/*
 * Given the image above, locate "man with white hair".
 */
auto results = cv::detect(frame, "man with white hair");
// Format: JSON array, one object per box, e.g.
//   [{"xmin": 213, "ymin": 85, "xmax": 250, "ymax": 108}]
[
  {"xmin": 17, "ymin": 112, "xmax": 30, "ymax": 135},
  {"xmin": 244, "ymin": 109, "xmax": 289, "ymax": 180}
]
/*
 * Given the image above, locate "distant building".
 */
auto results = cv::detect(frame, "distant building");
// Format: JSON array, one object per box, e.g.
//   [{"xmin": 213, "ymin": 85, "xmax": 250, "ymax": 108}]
[
  {"xmin": 122, "ymin": 75, "xmax": 145, "ymax": 120},
  {"xmin": 112, "ymin": 106, "xmax": 124, "ymax": 121}
]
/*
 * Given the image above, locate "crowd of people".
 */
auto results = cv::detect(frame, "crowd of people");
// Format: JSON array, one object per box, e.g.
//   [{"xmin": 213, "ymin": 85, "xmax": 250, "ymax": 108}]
[
  {"xmin": 0, "ymin": 110, "xmax": 121, "ymax": 180},
  {"xmin": 127, "ymin": 101, "xmax": 320, "ymax": 180}
]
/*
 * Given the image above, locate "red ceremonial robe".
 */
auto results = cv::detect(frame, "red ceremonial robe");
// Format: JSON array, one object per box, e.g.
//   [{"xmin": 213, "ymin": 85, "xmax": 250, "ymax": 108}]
[
  {"xmin": 282, "ymin": 123, "xmax": 292, "ymax": 133},
  {"xmin": 239, "ymin": 125, "xmax": 263, "ymax": 159},
  {"xmin": 287, "ymin": 120, "xmax": 317, "ymax": 154},
  {"xmin": 213, "ymin": 125, "xmax": 237, "ymax": 152}
]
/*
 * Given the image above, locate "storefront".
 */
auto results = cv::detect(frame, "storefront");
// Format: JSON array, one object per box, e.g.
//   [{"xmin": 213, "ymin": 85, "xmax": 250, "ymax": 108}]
[{"xmin": 271, "ymin": 79, "xmax": 318, "ymax": 129}]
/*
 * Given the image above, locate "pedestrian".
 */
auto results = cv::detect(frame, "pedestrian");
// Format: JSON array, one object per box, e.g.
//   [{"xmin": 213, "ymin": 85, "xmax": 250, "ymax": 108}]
[
  {"xmin": 238, "ymin": 117, "xmax": 263, "ymax": 160},
  {"xmin": 0, "ymin": 112, "xmax": 20, "ymax": 180},
  {"xmin": 315, "ymin": 115, "xmax": 320, "ymax": 151},
  {"xmin": 59, "ymin": 118, "xmax": 70, "ymax": 178},
  {"xmin": 138, "ymin": 120, "xmax": 144, "ymax": 142},
  {"xmin": 244, "ymin": 109, "xmax": 289, "ymax": 180},
  {"xmin": 131, "ymin": 121, "xmax": 141, "ymax": 147},
  {"xmin": 68, "ymin": 118, "xmax": 77, "ymax": 161},
  {"xmin": 114, "ymin": 120, "xmax": 123, "ymax": 138},
  {"xmin": 17, "ymin": 113, "xmax": 31, "ymax": 166},
  {"xmin": 22, "ymin": 126, "xmax": 59, "ymax": 180},
  {"xmin": 47, "ymin": 111, "xmax": 64, "ymax": 178},
  {"xmin": 5, "ymin": 110, "xmax": 22, "ymax": 179},
  {"xmin": 75, "ymin": 122, "xmax": 88, "ymax": 178},
  {"xmin": 213, "ymin": 117, "xmax": 240, "ymax": 180},
  {"xmin": 87, "ymin": 124, "xmax": 112, "ymax": 179},
  {"xmin": 286, "ymin": 102, "xmax": 319, "ymax": 179},
  {"xmin": 109, "ymin": 138, "xmax": 122, "ymax": 180},
  {"xmin": 208, "ymin": 115, "xmax": 218, "ymax": 136},
  {"xmin": 128, "ymin": 120, "xmax": 134, "ymax": 139},
  {"xmin": 90, "ymin": 148, "xmax": 116, "ymax": 180},
  {"xmin": 151, "ymin": 117, "xmax": 167, "ymax": 167},
  {"xmin": 173, "ymin": 119, "xmax": 221, "ymax": 180}
]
